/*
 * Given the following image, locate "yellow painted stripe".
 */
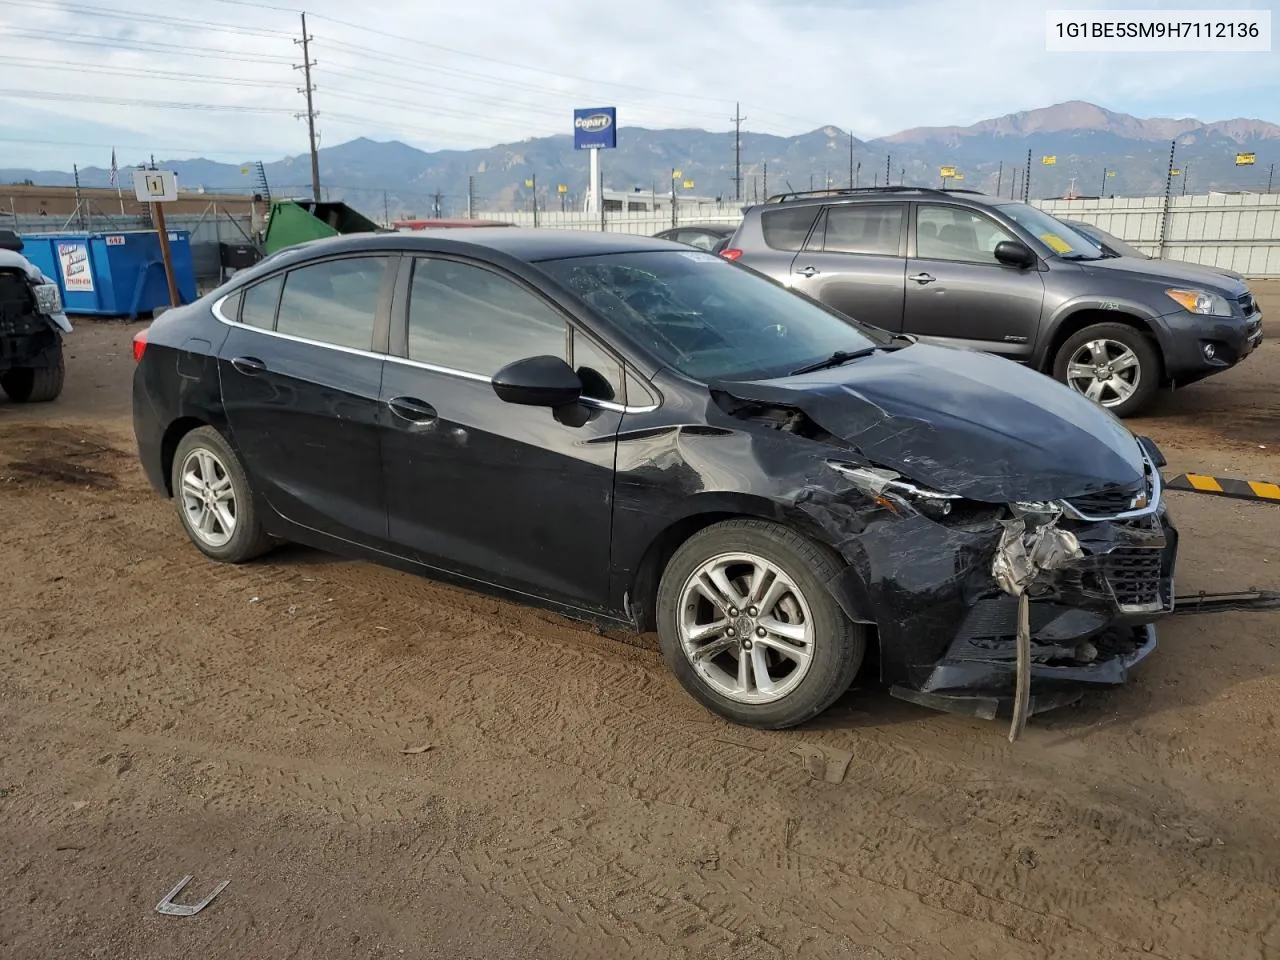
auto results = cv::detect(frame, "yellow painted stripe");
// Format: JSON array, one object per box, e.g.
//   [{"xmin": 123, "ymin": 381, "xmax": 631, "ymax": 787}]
[
  {"xmin": 1248, "ymin": 481, "xmax": 1280, "ymax": 500},
  {"xmin": 1186, "ymin": 474, "xmax": 1224, "ymax": 493}
]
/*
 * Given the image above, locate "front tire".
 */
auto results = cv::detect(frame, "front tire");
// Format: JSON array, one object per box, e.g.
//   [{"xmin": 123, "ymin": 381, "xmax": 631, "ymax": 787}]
[
  {"xmin": 656, "ymin": 518, "xmax": 866, "ymax": 729},
  {"xmin": 170, "ymin": 426, "xmax": 272, "ymax": 563},
  {"xmin": 0, "ymin": 340, "xmax": 65, "ymax": 403},
  {"xmin": 1052, "ymin": 322, "xmax": 1160, "ymax": 418}
]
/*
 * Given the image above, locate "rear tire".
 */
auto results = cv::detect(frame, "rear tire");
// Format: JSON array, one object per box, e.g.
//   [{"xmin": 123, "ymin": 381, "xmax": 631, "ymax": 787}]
[
  {"xmin": 1052, "ymin": 322, "xmax": 1160, "ymax": 418},
  {"xmin": 171, "ymin": 426, "xmax": 272, "ymax": 564},
  {"xmin": 656, "ymin": 518, "xmax": 866, "ymax": 729},
  {"xmin": 0, "ymin": 340, "xmax": 65, "ymax": 403}
]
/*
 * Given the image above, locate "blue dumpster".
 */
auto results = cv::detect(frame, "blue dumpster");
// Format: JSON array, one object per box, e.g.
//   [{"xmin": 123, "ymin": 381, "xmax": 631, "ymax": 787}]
[{"xmin": 19, "ymin": 230, "xmax": 198, "ymax": 318}]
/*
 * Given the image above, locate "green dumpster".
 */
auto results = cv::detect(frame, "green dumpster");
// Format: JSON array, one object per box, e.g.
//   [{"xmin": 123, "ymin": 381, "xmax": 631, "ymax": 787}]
[{"xmin": 262, "ymin": 199, "xmax": 383, "ymax": 255}]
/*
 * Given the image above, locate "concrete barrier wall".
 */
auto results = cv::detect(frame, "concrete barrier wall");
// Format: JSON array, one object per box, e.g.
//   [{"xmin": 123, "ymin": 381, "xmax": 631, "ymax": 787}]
[{"xmin": 478, "ymin": 193, "xmax": 1280, "ymax": 278}]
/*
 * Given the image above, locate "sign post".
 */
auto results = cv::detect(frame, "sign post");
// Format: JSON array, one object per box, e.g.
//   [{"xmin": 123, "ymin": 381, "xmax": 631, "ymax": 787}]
[
  {"xmin": 132, "ymin": 168, "xmax": 181, "ymax": 308},
  {"xmin": 574, "ymin": 107, "xmax": 616, "ymax": 231}
]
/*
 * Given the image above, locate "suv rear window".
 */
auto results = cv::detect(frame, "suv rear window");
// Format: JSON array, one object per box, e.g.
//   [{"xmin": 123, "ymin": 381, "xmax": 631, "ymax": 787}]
[{"xmin": 760, "ymin": 207, "xmax": 819, "ymax": 251}]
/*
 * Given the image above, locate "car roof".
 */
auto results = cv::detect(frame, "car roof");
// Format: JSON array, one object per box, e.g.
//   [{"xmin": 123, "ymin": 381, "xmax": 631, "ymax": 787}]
[
  {"xmin": 754, "ymin": 187, "xmax": 1009, "ymax": 210},
  {"xmin": 265, "ymin": 228, "xmax": 689, "ymax": 264}
]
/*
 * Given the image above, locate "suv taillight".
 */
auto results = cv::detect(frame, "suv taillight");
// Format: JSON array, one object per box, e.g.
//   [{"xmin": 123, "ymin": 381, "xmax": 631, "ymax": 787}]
[
  {"xmin": 132, "ymin": 328, "xmax": 148, "ymax": 363},
  {"xmin": 720, "ymin": 248, "xmax": 743, "ymax": 261}
]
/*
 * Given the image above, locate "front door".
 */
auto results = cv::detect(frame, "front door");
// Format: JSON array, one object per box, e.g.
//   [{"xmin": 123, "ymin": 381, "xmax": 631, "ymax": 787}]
[
  {"xmin": 217, "ymin": 253, "xmax": 394, "ymax": 545},
  {"xmin": 902, "ymin": 203, "xmax": 1046, "ymax": 359},
  {"xmin": 787, "ymin": 202, "xmax": 907, "ymax": 331},
  {"xmin": 379, "ymin": 255, "xmax": 621, "ymax": 611}
]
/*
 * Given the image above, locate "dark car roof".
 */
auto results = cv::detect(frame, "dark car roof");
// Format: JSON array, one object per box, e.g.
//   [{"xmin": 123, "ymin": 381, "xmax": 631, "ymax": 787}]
[
  {"xmin": 661, "ymin": 222, "xmax": 739, "ymax": 235},
  {"xmin": 261, "ymin": 228, "xmax": 687, "ymax": 264}
]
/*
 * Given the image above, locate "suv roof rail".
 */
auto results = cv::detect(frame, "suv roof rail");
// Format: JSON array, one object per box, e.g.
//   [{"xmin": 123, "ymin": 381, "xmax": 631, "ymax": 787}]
[{"xmin": 763, "ymin": 186, "xmax": 988, "ymax": 204}]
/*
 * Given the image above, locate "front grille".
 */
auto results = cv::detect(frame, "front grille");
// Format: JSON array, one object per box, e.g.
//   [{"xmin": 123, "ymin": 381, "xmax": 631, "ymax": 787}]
[
  {"xmin": 0, "ymin": 270, "xmax": 38, "ymax": 337},
  {"xmin": 1102, "ymin": 548, "xmax": 1163, "ymax": 608},
  {"xmin": 1065, "ymin": 483, "xmax": 1145, "ymax": 517}
]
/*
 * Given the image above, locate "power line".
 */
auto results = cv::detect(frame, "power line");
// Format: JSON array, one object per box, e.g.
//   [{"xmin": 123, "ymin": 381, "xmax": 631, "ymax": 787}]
[
  {"xmin": 1, "ymin": 28, "xmax": 295, "ymax": 64},
  {"xmin": 0, "ymin": 89, "xmax": 298, "ymax": 114},
  {"xmin": 0, "ymin": 56, "xmax": 295, "ymax": 89},
  {"xmin": 0, "ymin": 0, "xmax": 296, "ymax": 38}
]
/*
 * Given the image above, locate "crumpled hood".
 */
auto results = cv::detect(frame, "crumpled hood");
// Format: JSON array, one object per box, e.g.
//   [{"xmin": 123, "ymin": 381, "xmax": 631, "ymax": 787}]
[
  {"xmin": 717, "ymin": 343, "xmax": 1146, "ymax": 502},
  {"xmin": 1077, "ymin": 254, "xmax": 1249, "ymax": 298}
]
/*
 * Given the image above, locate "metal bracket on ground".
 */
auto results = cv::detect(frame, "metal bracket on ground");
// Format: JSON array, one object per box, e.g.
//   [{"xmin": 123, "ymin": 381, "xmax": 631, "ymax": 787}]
[
  {"xmin": 1166, "ymin": 473, "xmax": 1280, "ymax": 504},
  {"xmin": 1172, "ymin": 589, "xmax": 1280, "ymax": 615},
  {"xmin": 155, "ymin": 875, "xmax": 229, "ymax": 916}
]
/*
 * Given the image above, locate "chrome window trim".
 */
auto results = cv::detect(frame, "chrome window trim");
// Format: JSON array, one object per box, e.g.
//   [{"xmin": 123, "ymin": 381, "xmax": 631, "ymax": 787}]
[
  {"xmin": 1058, "ymin": 449, "xmax": 1162, "ymax": 522},
  {"xmin": 211, "ymin": 292, "xmax": 661, "ymax": 413}
]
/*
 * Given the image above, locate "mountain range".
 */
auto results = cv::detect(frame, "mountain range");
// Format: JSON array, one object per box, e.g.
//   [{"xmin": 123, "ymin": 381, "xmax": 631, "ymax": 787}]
[{"xmin": 3, "ymin": 101, "xmax": 1277, "ymax": 219}]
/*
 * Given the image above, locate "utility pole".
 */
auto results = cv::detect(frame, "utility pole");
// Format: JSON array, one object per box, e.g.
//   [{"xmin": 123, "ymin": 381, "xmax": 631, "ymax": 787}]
[
  {"xmin": 848, "ymin": 130, "xmax": 854, "ymax": 188},
  {"xmin": 996, "ymin": 160, "xmax": 1003, "ymax": 195},
  {"xmin": 885, "ymin": 154, "xmax": 891, "ymax": 188},
  {"xmin": 466, "ymin": 175, "xmax": 476, "ymax": 219},
  {"xmin": 731, "ymin": 102, "xmax": 745, "ymax": 202},
  {"xmin": 762, "ymin": 162, "xmax": 768, "ymax": 201},
  {"xmin": 295, "ymin": 13, "xmax": 321, "ymax": 203},
  {"xmin": 855, "ymin": 161, "xmax": 860, "ymax": 188},
  {"xmin": 1159, "ymin": 139, "xmax": 1176, "ymax": 257},
  {"xmin": 1023, "ymin": 148, "xmax": 1031, "ymax": 202},
  {"xmin": 431, "ymin": 189, "xmax": 443, "ymax": 218},
  {"xmin": 1269, "ymin": 162, "xmax": 1275, "ymax": 193},
  {"xmin": 72, "ymin": 163, "xmax": 86, "ymax": 231},
  {"xmin": 382, "ymin": 189, "xmax": 389, "ymax": 225},
  {"xmin": 1182, "ymin": 164, "xmax": 1190, "ymax": 196}
]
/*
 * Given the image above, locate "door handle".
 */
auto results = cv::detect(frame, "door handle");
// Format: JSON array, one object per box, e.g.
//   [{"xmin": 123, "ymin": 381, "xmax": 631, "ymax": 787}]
[
  {"xmin": 387, "ymin": 396, "xmax": 437, "ymax": 423},
  {"xmin": 797, "ymin": 265, "xmax": 820, "ymax": 278},
  {"xmin": 910, "ymin": 273, "xmax": 936, "ymax": 285},
  {"xmin": 230, "ymin": 356, "xmax": 266, "ymax": 375}
]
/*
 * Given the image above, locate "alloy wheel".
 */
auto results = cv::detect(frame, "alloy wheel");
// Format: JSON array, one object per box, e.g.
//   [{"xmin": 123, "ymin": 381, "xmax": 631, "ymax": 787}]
[
  {"xmin": 179, "ymin": 447, "xmax": 237, "ymax": 548},
  {"xmin": 1065, "ymin": 338, "xmax": 1142, "ymax": 408},
  {"xmin": 676, "ymin": 552, "xmax": 815, "ymax": 705}
]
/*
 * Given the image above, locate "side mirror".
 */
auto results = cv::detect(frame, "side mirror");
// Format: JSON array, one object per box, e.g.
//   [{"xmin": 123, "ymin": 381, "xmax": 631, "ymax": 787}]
[
  {"xmin": 0, "ymin": 230, "xmax": 23, "ymax": 253},
  {"xmin": 994, "ymin": 240, "xmax": 1036, "ymax": 268},
  {"xmin": 492, "ymin": 355, "xmax": 583, "ymax": 407}
]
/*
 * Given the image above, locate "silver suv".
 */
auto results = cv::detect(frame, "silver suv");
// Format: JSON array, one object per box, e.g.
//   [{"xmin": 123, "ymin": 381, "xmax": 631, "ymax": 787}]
[{"xmin": 724, "ymin": 187, "xmax": 1263, "ymax": 417}]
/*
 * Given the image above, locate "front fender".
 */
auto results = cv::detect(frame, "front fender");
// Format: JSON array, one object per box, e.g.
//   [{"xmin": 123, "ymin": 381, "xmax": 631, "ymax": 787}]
[
  {"xmin": 1037, "ymin": 295, "xmax": 1163, "ymax": 366},
  {"xmin": 45, "ymin": 311, "xmax": 72, "ymax": 334}
]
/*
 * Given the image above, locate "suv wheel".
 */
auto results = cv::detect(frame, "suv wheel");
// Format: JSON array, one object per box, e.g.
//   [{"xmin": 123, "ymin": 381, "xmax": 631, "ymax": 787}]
[
  {"xmin": 656, "ymin": 518, "xmax": 866, "ymax": 729},
  {"xmin": 171, "ymin": 427, "xmax": 272, "ymax": 563},
  {"xmin": 0, "ymin": 340, "xmax": 65, "ymax": 403},
  {"xmin": 1052, "ymin": 322, "xmax": 1159, "ymax": 418}
]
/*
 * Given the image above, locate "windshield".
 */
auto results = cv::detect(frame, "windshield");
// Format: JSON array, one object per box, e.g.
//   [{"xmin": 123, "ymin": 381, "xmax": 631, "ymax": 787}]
[
  {"xmin": 994, "ymin": 202, "xmax": 1105, "ymax": 260},
  {"xmin": 1071, "ymin": 222, "xmax": 1151, "ymax": 260},
  {"xmin": 537, "ymin": 250, "xmax": 891, "ymax": 381}
]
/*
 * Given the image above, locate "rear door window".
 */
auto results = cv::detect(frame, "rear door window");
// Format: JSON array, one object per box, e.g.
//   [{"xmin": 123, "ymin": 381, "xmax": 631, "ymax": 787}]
[
  {"xmin": 818, "ymin": 204, "xmax": 905, "ymax": 256},
  {"xmin": 760, "ymin": 207, "xmax": 819, "ymax": 251},
  {"xmin": 240, "ymin": 274, "xmax": 283, "ymax": 330},
  {"xmin": 275, "ymin": 256, "xmax": 390, "ymax": 350}
]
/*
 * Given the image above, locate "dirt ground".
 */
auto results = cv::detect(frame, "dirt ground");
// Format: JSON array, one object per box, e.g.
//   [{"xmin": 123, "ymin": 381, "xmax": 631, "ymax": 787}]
[{"xmin": 2, "ymin": 283, "xmax": 1279, "ymax": 960}]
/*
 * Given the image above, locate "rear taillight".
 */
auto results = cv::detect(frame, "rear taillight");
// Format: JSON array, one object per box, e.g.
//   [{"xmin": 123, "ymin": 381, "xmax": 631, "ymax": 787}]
[
  {"xmin": 720, "ymin": 248, "xmax": 743, "ymax": 261},
  {"xmin": 132, "ymin": 328, "xmax": 148, "ymax": 363}
]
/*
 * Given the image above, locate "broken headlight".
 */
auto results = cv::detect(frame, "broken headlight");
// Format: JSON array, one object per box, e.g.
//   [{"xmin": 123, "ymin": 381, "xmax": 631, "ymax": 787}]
[
  {"xmin": 826, "ymin": 461, "xmax": 965, "ymax": 521},
  {"xmin": 33, "ymin": 281, "xmax": 62, "ymax": 315}
]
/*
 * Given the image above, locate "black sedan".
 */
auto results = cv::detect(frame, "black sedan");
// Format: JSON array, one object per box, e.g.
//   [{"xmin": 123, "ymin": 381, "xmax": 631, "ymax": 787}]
[
  {"xmin": 651, "ymin": 222, "xmax": 738, "ymax": 254},
  {"xmin": 132, "ymin": 229, "xmax": 1177, "ymax": 729}
]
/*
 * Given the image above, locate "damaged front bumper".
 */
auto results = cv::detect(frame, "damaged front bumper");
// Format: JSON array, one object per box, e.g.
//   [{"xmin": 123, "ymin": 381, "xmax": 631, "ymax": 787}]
[{"xmin": 814, "ymin": 458, "xmax": 1177, "ymax": 720}]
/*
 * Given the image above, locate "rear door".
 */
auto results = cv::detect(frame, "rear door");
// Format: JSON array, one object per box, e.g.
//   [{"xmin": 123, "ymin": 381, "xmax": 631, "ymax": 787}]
[
  {"xmin": 902, "ymin": 203, "xmax": 1046, "ymax": 358},
  {"xmin": 217, "ymin": 253, "xmax": 394, "ymax": 545},
  {"xmin": 378, "ymin": 254, "xmax": 623, "ymax": 611},
  {"xmin": 786, "ymin": 202, "xmax": 907, "ymax": 331}
]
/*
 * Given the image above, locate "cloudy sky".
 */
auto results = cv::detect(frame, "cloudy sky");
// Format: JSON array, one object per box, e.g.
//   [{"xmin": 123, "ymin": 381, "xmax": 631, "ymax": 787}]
[{"xmin": 1, "ymin": 0, "xmax": 1277, "ymax": 172}]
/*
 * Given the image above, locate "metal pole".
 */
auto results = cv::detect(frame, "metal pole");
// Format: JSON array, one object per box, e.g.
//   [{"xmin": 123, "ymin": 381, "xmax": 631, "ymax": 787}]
[
  {"xmin": 885, "ymin": 154, "xmax": 891, "ymax": 188},
  {"xmin": 1158, "ymin": 139, "xmax": 1176, "ymax": 258},
  {"xmin": 996, "ymin": 161, "xmax": 1002, "ymax": 195},
  {"xmin": 297, "ymin": 13, "xmax": 321, "ymax": 203},
  {"xmin": 731, "ymin": 102, "xmax": 745, "ymax": 202},
  {"xmin": 1268, "ymin": 162, "xmax": 1275, "ymax": 193},
  {"xmin": 855, "ymin": 161, "xmax": 860, "ymax": 188},
  {"xmin": 671, "ymin": 168, "xmax": 676, "ymax": 230},
  {"xmin": 848, "ymin": 131, "xmax": 854, "ymax": 188},
  {"xmin": 1023, "ymin": 149, "xmax": 1032, "ymax": 202},
  {"xmin": 762, "ymin": 162, "xmax": 768, "ymax": 200},
  {"xmin": 1100, "ymin": 167, "xmax": 1108, "ymax": 197},
  {"xmin": 1182, "ymin": 164, "xmax": 1189, "ymax": 196}
]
